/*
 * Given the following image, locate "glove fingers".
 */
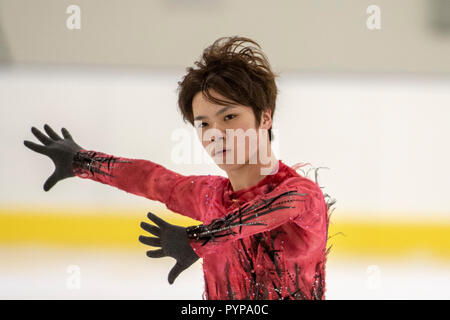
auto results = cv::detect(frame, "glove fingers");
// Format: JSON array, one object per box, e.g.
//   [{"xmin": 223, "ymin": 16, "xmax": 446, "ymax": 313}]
[
  {"xmin": 61, "ymin": 127, "xmax": 74, "ymax": 141},
  {"xmin": 139, "ymin": 235, "xmax": 161, "ymax": 247},
  {"xmin": 146, "ymin": 212, "xmax": 168, "ymax": 228},
  {"xmin": 146, "ymin": 249, "xmax": 165, "ymax": 258},
  {"xmin": 24, "ymin": 140, "xmax": 48, "ymax": 156},
  {"xmin": 168, "ymin": 262, "xmax": 188, "ymax": 285},
  {"xmin": 31, "ymin": 127, "xmax": 53, "ymax": 146},
  {"xmin": 140, "ymin": 221, "xmax": 161, "ymax": 237},
  {"xmin": 43, "ymin": 172, "xmax": 59, "ymax": 192},
  {"xmin": 44, "ymin": 124, "xmax": 62, "ymax": 141}
]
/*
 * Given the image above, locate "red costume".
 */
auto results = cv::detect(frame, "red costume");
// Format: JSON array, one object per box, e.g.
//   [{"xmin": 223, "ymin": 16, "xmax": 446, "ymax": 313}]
[{"xmin": 72, "ymin": 149, "xmax": 331, "ymax": 300}]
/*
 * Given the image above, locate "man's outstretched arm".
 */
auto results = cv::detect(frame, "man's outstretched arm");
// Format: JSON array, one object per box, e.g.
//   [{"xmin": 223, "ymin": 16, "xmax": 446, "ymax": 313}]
[{"xmin": 24, "ymin": 124, "xmax": 216, "ymax": 221}]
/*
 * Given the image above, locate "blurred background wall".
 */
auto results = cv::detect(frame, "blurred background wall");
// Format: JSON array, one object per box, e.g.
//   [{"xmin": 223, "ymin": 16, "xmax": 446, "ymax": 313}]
[{"xmin": 0, "ymin": 0, "xmax": 449, "ymax": 299}]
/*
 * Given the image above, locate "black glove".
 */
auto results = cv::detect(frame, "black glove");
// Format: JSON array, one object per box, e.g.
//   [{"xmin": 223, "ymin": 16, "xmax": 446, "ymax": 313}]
[
  {"xmin": 139, "ymin": 212, "xmax": 200, "ymax": 285},
  {"xmin": 23, "ymin": 124, "xmax": 83, "ymax": 191}
]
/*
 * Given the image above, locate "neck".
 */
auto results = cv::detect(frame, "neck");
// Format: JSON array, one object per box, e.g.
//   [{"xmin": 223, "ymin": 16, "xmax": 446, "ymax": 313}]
[{"xmin": 227, "ymin": 149, "xmax": 279, "ymax": 192}]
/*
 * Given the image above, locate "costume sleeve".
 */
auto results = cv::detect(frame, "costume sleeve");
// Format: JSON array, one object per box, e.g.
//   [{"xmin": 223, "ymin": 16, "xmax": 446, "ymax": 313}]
[
  {"xmin": 71, "ymin": 149, "xmax": 214, "ymax": 221},
  {"xmin": 186, "ymin": 177, "xmax": 326, "ymax": 258}
]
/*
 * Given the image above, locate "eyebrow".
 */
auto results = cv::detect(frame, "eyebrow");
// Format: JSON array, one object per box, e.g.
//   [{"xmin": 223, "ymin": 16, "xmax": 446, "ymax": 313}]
[{"xmin": 194, "ymin": 105, "xmax": 236, "ymax": 121}]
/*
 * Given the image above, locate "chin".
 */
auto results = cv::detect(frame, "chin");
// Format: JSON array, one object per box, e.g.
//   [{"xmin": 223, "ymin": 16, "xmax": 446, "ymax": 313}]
[{"xmin": 215, "ymin": 158, "xmax": 249, "ymax": 171}]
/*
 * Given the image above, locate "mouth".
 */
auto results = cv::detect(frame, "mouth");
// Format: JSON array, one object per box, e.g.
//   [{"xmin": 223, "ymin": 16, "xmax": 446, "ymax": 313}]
[{"xmin": 214, "ymin": 148, "xmax": 229, "ymax": 156}]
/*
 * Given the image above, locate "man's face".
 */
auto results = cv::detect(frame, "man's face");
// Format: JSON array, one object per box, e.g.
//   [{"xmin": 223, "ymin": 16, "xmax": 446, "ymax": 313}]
[{"xmin": 192, "ymin": 89, "xmax": 270, "ymax": 170}]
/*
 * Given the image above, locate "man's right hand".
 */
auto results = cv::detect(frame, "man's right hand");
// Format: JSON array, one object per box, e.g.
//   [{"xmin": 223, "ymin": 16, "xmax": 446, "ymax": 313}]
[{"xmin": 24, "ymin": 124, "xmax": 84, "ymax": 191}]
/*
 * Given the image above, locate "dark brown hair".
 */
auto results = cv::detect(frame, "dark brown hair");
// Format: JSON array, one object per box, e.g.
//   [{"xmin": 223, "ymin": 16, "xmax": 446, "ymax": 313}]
[{"xmin": 177, "ymin": 36, "xmax": 279, "ymax": 141}]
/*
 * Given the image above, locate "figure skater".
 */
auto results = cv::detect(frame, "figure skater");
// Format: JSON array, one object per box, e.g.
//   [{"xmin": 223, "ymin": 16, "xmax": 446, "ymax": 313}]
[{"xmin": 24, "ymin": 36, "xmax": 335, "ymax": 300}]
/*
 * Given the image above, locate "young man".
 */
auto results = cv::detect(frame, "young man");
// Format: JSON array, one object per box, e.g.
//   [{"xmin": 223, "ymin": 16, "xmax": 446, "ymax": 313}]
[{"xmin": 24, "ymin": 36, "xmax": 333, "ymax": 300}]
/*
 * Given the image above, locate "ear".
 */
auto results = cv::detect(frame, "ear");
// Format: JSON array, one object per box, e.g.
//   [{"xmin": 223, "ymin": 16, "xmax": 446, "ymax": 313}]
[{"xmin": 260, "ymin": 109, "xmax": 272, "ymax": 130}]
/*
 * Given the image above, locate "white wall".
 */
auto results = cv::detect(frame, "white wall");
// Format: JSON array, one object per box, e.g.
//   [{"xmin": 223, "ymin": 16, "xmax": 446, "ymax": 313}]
[
  {"xmin": 1, "ymin": 0, "xmax": 450, "ymax": 73},
  {"xmin": 1, "ymin": 66, "xmax": 449, "ymax": 221}
]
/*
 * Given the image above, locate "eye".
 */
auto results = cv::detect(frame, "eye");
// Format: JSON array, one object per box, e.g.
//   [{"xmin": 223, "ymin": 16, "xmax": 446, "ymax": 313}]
[
  {"xmin": 224, "ymin": 114, "xmax": 236, "ymax": 121},
  {"xmin": 197, "ymin": 122, "xmax": 208, "ymax": 128}
]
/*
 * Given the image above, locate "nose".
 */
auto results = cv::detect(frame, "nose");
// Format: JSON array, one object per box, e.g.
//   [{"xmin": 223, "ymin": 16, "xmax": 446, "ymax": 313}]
[
  {"xmin": 209, "ymin": 122, "xmax": 226, "ymax": 142},
  {"xmin": 210, "ymin": 133, "xmax": 225, "ymax": 144}
]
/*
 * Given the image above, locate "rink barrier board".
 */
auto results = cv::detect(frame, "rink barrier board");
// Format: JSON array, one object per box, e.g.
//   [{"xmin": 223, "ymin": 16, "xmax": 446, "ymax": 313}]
[{"xmin": 0, "ymin": 207, "xmax": 449, "ymax": 260}]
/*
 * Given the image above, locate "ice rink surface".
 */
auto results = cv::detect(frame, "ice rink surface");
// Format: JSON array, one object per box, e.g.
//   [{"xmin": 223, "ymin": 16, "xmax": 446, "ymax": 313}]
[{"xmin": 1, "ymin": 246, "xmax": 448, "ymax": 300}]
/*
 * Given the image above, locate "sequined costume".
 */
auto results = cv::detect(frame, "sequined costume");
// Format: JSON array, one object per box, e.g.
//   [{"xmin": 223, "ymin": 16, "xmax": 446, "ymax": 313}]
[{"xmin": 72, "ymin": 149, "xmax": 333, "ymax": 300}]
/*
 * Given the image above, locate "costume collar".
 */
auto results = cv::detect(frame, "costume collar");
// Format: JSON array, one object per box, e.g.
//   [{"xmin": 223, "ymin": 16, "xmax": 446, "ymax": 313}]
[{"xmin": 223, "ymin": 160, "xmax": 295, "ymax": 207}]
